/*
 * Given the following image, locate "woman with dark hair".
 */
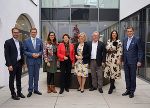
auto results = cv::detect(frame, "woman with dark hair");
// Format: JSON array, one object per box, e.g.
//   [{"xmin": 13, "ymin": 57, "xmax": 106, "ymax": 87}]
[
  {"xmin": 44, "ymin": 32, "xmax": 57, "ymax": 93},
  {"xmin": 57, "ymin": 34, "xmax": 75, "ymax": 94},
  {"xmin": 104, "ymin": 30, "xmax": 122, "ymax": 94}
]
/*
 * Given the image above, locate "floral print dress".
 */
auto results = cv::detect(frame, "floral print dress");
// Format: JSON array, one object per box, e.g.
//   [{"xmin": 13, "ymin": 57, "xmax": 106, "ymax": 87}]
[
  {"xmin": 43, "ymin": 42, "xmax": 57, "ymax": 73},
  {"xmin": 74, "ymin": 44, "xmax": 88, "ymax": 77},
  {"xmin": 104, "ymin": 39, "xmax": 122, "ymax": 79}
]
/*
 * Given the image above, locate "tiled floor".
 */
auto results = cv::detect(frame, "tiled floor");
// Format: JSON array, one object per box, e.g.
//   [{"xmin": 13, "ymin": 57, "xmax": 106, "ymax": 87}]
[{"xmin": 0, "ymin": 69, "xmax": 150, "ymax": 108}]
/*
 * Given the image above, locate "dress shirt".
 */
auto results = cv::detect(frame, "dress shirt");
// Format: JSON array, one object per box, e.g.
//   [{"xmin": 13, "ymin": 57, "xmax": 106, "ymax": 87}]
[
  {"xmin": 31, "ymin": 37, "xmax": 36, "ymax": 49},
  {"xmin": 91, "ymin": 41, "xmax": 98, "ymax": 59},
  {"xmin": 126, "ymin": 36, "xmax": 133, "ymax": 50},
  {"xmin": 13, "ymin": 38, "xmax": 21, "ymax": 61}
]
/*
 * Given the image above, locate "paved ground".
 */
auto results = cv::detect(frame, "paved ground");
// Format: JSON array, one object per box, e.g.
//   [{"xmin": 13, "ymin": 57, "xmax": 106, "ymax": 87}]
[{"xmin": 0, "ymin": 69, "xmax": 150, "ymax": 108}]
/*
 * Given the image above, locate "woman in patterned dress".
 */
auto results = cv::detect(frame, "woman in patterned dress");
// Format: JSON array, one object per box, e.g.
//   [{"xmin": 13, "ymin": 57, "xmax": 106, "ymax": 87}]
[
  {"xmin": 75, "ymin": 32, "xmax": 90, "ymax": 93},
  {"xmin": 44, "ymin": 32, "xmax": 57, "ymax": 93},
  {"xmin": 104, "ymin": 30, "xmax": 122, "ymax": 94}
]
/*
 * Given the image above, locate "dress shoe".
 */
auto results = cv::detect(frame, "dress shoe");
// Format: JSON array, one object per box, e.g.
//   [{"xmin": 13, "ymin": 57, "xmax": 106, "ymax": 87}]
[
  {"xmin": 81, "ymin": 90, "xmax": 84, "ymax": 93},
  {"xmin": 122, "ymin": 91, "xmax": 130, "ymax": 96},
  {"xmin": 98, "ymin": 88, "xmax": 103, "ymax": 93},
  {"xmin": 65, "ymin": 88, "xmax": 69, "ymax": 92},
  {"xmin": 59, "ymin": 89, "xmax": 64, "ymax": 94},
  {"xmin": 17, "ymin": 93, "xmax": 25, "ymax": 98},
  {"xmin": 34, "ymin": 91, "xmax": 42, "ymax": 95},
  {"xmin": 12, "ymin": 95, "xmax": 20, "ymax": 100},
  {"xmin": 27, "ymin": 92, "xmax": 32, "ymax": 97},
  {"xmin": 108, "ymin": 86, "xmax": 116, "ymax": 94},
  {"xmin": 129, "ymin": 93, "xmax": 134, "ymax": 98},
  {"xmin": 89, "ymin": 87, "xmax": 97, "ymax": 91}
]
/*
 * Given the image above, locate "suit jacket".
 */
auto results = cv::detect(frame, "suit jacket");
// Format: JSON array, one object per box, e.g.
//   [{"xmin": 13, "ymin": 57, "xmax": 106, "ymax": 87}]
[
  {"xmin": 57, "ymin": 42, "xmax": 75, "ymax": 64},
  {"xmin": 88, "ymin": 41, "xmax": 106, "ymax": 66},
  {"xmin": 4, "ymin": 38, "xmax": 24, "ymax": 67},
  {"xmin": 75, "ymin": 42, "xmax": 90, "ymax": 64},
  {"xmin": 123, "ymin": 36, "xmax": 143, "ymax": 64},
  {"xmin": 23, "ymin": 37, "xmax": 43, "ymax": 65}
]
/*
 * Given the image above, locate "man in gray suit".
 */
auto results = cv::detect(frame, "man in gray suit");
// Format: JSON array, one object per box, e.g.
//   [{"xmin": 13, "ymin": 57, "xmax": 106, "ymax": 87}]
[
  {"xmin": 24, "ymin": 28, "xmax": 43, "ymax": 97},
  {"xmin": 122, "ymin": 26, "xmax": 143, "ymax": 98}
]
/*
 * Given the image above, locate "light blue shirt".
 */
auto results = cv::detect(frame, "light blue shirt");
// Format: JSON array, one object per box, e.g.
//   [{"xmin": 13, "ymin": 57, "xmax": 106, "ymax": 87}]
[{"xmin": 126, "ymin": 36, "xmax": 133, "ymax": 50}]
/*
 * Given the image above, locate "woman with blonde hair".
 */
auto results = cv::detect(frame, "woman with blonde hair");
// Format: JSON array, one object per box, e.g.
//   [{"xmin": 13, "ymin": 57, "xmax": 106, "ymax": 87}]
[{"xmin": 74, "ymin": 32, "xmax": 90, "ymax": 93}]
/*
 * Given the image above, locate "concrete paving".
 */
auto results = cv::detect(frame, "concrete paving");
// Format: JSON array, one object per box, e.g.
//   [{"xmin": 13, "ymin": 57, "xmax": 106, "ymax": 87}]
[{"xmin": 0, "ymin": 69, "xmax": 150, "ymax": 108}]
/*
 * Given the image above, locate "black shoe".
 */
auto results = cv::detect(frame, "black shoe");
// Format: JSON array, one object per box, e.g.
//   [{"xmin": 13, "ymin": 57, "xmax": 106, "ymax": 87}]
[
  {"xmin": 34, "ymin": 91, "xmax": 42, "ymax": 95},
  {"xmin": 11, "ymin": 95, "xmax": 20, "ymax": 100},
  {"xmin": 65, "ymin": 88, "xmax": 69, "ymax": 92},
  {"xmin": 122, "ymin": 91, "xmax": 130, "ymax": 96},
  {"xmin": 89, "ymin": 87, "xmax": 97, "ymax": 91},
  {"xmin": 129, "ymin": 93, "xmax": 134, "ymax": 98},
  {"xmin": 27, "ymin": 92, "xmax": 32, "ymax": 97},
  {"xmin": 17, "ymin": 93, "xmax": 25, "ymax": 98},
  {"xmin": 81, "ymin": 90, "xmax": 84, "ymax": 93},
  {"xmin": 98, "ymin": 88, "xmax": 103, "ymax": 93},
  {"xmin": 108, "ymin": 86, "xmax": 116, "ymax": 94},
  {"xmin": 59, "ymin": 89, "xmax": 64, "ymax": 94}
]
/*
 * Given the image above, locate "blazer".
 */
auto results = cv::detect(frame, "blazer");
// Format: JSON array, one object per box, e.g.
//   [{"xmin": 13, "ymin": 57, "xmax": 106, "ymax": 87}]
[
  {"xmin": 23, "ymin": 37, "xmax": 43, "ymax": 65},
  {"xmin": 75, "ymin": 42, "xmax": 90, "ymax": 64},
  {"xmin": 123, "ymin": 36, "xmax": 143, "ymax": 64},
  {"xmin": 88, "ymin": 41, "xmax": 106, "ymax": 66},
  {"xmin": 4, "ymin": 38, "xmax": 24, "ymax": 67},
  {"xmin": 57, "ymin": 42, "xmax": 75, "ymax": 64}
]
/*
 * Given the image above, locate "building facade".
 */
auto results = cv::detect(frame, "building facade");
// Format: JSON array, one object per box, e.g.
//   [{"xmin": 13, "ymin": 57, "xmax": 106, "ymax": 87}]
[
  {"xmin": 40, "ymin": 0, "xmax": 119, "ymax": 43},
  {"xmin": 0, "ymin": 0, "xmax": 40, "ymax": 87}
]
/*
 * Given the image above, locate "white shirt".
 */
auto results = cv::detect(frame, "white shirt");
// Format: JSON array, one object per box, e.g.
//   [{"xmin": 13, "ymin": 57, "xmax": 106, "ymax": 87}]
[
  {"xmin": 13, "ymin": 38, "xmax": 21, "ymax": 61},
  {"xmin": 126, "ymin": 36, "xmax": 133, "ymax": 50},
  {"xmin": 91, "ymin": 41, "xmax": 98, "ymax": 59},
  {"xmin": 31, "ymin": 37, "xmax": 36, "ymax": 49}
]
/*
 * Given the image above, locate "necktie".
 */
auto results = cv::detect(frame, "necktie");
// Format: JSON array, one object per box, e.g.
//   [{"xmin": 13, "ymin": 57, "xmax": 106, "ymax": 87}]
[{"xmin": 33, "ymin": 38, "xmax": 36, "ymax": 49}]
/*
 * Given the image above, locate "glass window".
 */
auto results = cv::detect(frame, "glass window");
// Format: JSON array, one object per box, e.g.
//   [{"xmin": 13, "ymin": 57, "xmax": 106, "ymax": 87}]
[
  {"xmin": 16, "ymin": 15, "xmax": 32, "ymax": 40},
  {"xmin": 99, "ymin": 9, "xmax": 119, "ymax": 21},
  {"xmin": 71, "ymin": 0, "xmax": 98, "ymax": 8},
  {"xmin": 42, "ymin": 21, "xmax": 70, "ymax": 42},
  {"xmin": 71, "ymin": 22, "xmax": 98, "ymax": 42},
  {"xmin": 146, "ymin": 8, "xmax": 150, "ymax": 80},
  {"xmin": 71, "ymin": 8, "xmax": 98, "ymax": 21},
  {"xmin": 41, "ymin": 8, "xmax": 70, "ymax": 21},
  {"xmin": 42, "ymin": 0, "xmax": 53, "ymax": 8},
  {"xmin": 99, "ymin": 0, "xmax": 119, "ymax": 8},
  {"xmin": 42, "ymin": 0, "xmax": 70, "ymax": 8}
]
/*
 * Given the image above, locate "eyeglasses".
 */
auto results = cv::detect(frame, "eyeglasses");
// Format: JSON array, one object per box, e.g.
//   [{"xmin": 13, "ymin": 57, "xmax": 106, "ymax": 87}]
[{"xmin": 13, "ymin": 32, "xmax": 19, "ymax": 33}]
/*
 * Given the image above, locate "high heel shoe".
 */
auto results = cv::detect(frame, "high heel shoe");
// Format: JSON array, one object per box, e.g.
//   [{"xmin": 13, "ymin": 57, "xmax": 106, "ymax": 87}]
[{"xmin": 81, "ymin": 90, "xmax": 84, "ymax": 93}]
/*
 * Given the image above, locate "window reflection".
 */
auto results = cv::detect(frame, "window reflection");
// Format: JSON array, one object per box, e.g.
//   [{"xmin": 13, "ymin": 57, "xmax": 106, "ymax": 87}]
[{"xmin": 99, "ymin": 0, "xmax": 119, "ymax": 8}]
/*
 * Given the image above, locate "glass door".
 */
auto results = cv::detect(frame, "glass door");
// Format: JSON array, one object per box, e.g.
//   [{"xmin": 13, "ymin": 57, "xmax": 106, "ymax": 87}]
[{"xmin": 146, "ymin": 8, "xmax": 150, "ymax": 80}]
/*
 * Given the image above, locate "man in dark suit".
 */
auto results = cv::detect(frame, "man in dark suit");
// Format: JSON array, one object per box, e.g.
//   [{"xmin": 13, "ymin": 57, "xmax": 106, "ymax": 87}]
[
  {"xmin": 24, "ymin": 28, "xmax": 43, "ymax": 97},
  {"xmin": 122, "ymin": 26, "xmax": 143, "ymax": 98},
  {"xmin": 88, "ymin": 31, "xmax": 106, "ymax": 93},
  {"xmin": 4, "ymin": 27, "xmax": 25, "ymax": 100}
]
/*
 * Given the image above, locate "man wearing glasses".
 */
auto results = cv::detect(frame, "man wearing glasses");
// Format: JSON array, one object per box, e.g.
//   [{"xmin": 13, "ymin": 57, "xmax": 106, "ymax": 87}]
[{"xmin": 4, "ymin": 27, "xmax": 25, "ymax": 100}]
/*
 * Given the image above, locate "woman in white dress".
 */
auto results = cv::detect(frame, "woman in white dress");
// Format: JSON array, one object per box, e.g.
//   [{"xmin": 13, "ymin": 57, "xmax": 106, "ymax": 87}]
[{"xmin": 104, "ymin": 30, "xmax": 122, "ymax": 94}]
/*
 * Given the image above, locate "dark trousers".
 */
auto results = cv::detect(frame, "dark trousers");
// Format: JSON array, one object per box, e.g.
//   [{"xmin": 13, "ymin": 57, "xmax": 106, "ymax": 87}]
[
  {"xmin": 47, "ymin": 73, "xmax": 54, "ymax": 85},
  {"xmin": 9, "ymin": 61, "xmax": 22, "ymax": 96},
  {"xmin": 28, "ymin": 63, "xmax": 40, "ymax": 92},
  {"xmin": 60, "ymin": 59, "xmax": 72, "ymax": 89},
  {"xmin": 124, "ymin": 63, "xmax": 137, "ymax": 93}
]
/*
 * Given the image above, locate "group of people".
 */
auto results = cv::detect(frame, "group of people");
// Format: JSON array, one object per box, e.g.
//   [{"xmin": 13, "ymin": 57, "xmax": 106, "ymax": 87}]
[{"xmin": 4, "ymin": 26, "xmax": 143, "ymax": 100}]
